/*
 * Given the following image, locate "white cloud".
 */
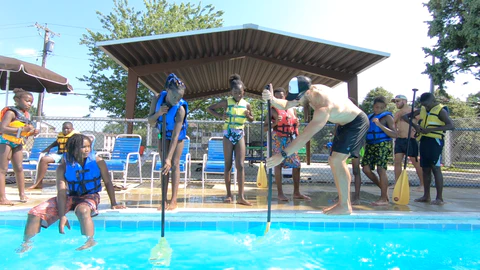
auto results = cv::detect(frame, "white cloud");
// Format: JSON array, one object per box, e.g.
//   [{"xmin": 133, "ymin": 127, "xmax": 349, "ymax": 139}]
[{"xmin": 14, "ymin": 48, "xmax": 38, "ymax": 57}]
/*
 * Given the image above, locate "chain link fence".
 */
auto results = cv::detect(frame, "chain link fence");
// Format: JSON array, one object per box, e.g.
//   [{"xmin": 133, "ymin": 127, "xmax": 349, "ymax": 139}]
[{"xmin": 28, "ymin": 116, "xmax": 479, "ymax": 187}]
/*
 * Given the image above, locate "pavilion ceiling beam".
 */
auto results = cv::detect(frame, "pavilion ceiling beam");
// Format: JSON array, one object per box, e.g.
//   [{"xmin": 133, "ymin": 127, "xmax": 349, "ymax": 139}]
[
  {"xmin": 132, "ymin": 54, "xmax": 247, "ymax": 76},
  {"xmin": 246, "ymin": 53, "xmax": 355, "ymax": 82}
]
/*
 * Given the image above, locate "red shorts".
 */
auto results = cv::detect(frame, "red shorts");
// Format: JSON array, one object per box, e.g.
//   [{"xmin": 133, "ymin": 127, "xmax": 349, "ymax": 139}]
[{"xmin": 28, "ymin": 193, "xmax": 100, "ymax": 228}]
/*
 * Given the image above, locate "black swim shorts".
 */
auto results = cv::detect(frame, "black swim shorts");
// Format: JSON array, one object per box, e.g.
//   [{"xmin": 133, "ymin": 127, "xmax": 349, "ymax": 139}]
[
  {"xmin": 331, "ymin": 112, "xmax": 369, "ymax": 158},
  {"xmin": 394, "ymin": 138, "xmax": 419, "ymax": 157},
  {"xmin": 420, "ymin": 136, "xmax": 444, "ymax": 167}
]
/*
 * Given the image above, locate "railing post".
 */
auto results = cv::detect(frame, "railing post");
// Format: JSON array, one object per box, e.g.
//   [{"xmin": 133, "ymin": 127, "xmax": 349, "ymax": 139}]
[{"xmin": 444, "ymin": 130, "xmax": 452, "ymax": 167}]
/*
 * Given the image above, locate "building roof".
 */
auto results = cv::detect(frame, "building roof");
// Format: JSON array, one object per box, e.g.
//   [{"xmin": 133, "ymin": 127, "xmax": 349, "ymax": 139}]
[{"xmin": 97, "ymin": 24, "xmax": 389, "ymax": 100}]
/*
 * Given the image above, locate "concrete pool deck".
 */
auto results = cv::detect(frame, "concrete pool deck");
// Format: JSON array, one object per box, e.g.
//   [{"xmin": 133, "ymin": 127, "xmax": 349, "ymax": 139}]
[{"xmin": 2, "ymin": 179, "xmax": 479, "ymax": 218}]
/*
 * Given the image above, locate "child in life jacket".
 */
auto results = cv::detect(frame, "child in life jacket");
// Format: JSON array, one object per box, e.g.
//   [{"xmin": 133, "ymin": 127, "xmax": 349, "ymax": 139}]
[
  {"xmin": 147, "ymin": 73, "xmax": 188, "ymax": 211},
  {"xmin": 0, "ymin": 88, "xmax": 39, "ymax": 205},
  {"xmin": 18, "ymin": 134, "xmax": 126, "ymax": 252},
  {"xmin": 207, "ymin": 74, "xmax": 254, "ymax": 206},
  {"xmin": 28, "ymin": 122, "xmax": 79, "ymax": 189}
]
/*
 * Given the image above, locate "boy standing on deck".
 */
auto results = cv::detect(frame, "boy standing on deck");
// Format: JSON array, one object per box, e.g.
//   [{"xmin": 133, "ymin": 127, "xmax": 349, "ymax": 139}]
[{"xmin": 361, "ymin": 96, "xmax": 397, "ymax": 206}]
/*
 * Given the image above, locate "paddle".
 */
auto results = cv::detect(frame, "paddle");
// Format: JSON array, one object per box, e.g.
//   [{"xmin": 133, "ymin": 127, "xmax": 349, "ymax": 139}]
[
  {"xmin": 393, "ymin": 88, "xmax": 418, "ymax": 205},
  {"xmin": 256, "ymin": 101, "xmax": 268, "ymax": 188},
  {"xmin": 150, "ymin": 114, "xmax": 172, "ymax": 266},
  {"xmin": 264, "ymin": 97, "xmax": 274, "ymax": 235}
]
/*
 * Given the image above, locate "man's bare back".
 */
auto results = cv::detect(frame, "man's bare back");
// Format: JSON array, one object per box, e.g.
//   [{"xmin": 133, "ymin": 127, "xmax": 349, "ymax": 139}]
[{"xmin": 302, "ymin": 85, "xmax": 363, "ymax": 124}]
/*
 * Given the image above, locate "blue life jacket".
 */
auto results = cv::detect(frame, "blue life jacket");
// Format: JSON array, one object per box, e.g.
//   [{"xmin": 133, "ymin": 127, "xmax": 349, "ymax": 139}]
[
  {"xmin": 155, "ymin": 91, "xmax": 188, "ymax": 140},
  {"xmin": 366, "ymin": 111, "xmax": 393, "ymax": 144},
  {"xmin": 64, "ymin": 153, "xmax": 102, "ymax": 196}
]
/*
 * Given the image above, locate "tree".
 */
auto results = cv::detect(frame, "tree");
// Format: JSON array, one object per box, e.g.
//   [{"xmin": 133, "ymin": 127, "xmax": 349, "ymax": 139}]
[
  {"xmin": 29, "ymin": 105, "xmax": 44, "ymax": 118},
  {"xmin": 423, "ymin": 0, "xmax": 480, "ymax": 91},
  {"xmin": 434, "ymin": 90, "xmax": 476, "ymax": 118},
  {"xmin": 466, "ymin": 91, "xmax": 480, "ymax": 116},
  {"xmin": 79, "ymin": 0, "xmax": 224, "ymax": 118},
  {"xmin": 359, "ymin": 87, "xmax": 396, "ymax": 115}
]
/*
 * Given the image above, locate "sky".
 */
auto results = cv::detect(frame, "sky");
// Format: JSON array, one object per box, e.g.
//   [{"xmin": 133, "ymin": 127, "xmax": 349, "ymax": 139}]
[{"xmin": 1, "ymin": 0, "xmax": 479, "ymax": 117}]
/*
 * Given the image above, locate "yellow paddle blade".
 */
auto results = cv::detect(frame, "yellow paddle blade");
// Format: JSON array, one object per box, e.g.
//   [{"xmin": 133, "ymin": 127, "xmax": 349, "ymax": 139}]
[
  {"xmin": 264, "ymin": 222, "xmax": 271, "ymax": 235},
  {"xmin": 392, "ymin": 170, "xmax": 410, "ymax": 205},
  {"xmin": 256, "ymin": 162, "xmax": 268, "ymax": 188},
  {"xmin": 149, "ymin": 237, "xmax": 172, "ymax": 266}
]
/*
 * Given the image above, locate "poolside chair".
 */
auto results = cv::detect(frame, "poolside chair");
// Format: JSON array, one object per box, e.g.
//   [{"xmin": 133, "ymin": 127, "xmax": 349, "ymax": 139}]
[
  {"xmin": 96, "ymin": 134, "xmax": 142, "ymax": 186},
  {"xmin": 150, "ymin": 136, "xmax": 191, "ymax": 189},
  {"xmin": 9, "ymin": 134, "xmax": 57, "ymax": 180},
  {"xmin": 201, "ymin": 137, "xmax": 236, "ymax": 190}
]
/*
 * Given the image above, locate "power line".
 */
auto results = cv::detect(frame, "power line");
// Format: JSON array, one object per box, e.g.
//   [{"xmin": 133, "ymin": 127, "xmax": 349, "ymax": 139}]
[
  {"xmin": 51, "ymin": 54, "xmax": 89, "ymax": 61},
  {"xmin": 0, "ymin": 22, "xmax": 35, "ymax": 27},
  {"xmin": 47, "ymin": 23, "xmax": 104, "ymax": 32},
  {"xmin": 0, "ymin": 36, "xmax": 41, "ymax": 40}
]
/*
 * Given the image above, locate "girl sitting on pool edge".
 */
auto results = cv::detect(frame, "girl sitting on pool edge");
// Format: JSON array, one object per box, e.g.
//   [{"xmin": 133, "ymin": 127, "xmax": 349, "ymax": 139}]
[{"xmin": 18, "ymin": 134, "xmax": 126, "ymax": 253}]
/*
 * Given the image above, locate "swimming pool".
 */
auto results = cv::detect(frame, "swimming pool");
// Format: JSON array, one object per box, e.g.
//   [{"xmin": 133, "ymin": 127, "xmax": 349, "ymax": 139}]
[{"xmin": 1, "ymin": 211, "xmax": 479, "ymax": 269}]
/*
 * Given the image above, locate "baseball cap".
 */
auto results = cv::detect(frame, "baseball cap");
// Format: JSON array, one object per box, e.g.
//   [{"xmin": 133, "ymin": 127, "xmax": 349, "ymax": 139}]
[
  {"xmin": 286, "ymin": 76, "xmax": 312, "ymax": 101},
  {"xmin": 391, "ymin": 94, "xmax": 407, "ymax": 102}
]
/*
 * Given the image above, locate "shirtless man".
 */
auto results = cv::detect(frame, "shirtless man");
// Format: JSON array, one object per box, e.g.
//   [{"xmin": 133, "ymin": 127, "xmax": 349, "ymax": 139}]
[
  {"xmin": 262, "ymin": 76, "xmax": 369, "ymax": 215},
  {"xmin": 391, "ymin": 95, "xmax": 424, "ymax": 191}
]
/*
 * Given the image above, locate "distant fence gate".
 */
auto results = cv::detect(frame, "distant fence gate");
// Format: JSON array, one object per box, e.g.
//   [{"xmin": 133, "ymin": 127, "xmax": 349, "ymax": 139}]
[{"xmin": 30, "ymin": 116, "xmax": 479, "ymax": 187}]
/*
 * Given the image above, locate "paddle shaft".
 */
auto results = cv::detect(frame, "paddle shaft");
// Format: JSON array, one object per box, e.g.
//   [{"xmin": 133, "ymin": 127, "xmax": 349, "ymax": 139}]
[
  {"xmin": 161, "ymin": 115, "xmax": 167, "ymax": 238},
  {"xmin": 266, "ymin": 100, "xmax": 273, "ymax": 223},
  {"xmin": 260, "ymin": 102, "xmax": 264, "ymax": 158},
  {"xmin": 403, "ymin": 89, "xmax": 418, "ymax": 170}
]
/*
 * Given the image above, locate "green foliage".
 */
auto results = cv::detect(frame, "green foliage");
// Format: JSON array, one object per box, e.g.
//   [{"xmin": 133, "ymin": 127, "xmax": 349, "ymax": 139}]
[
  {"xmin": 466, "ymin": 91, "xmax": 480, "ymax": 116},
  {"xmin": 432, "ymin": 90, "xmax": 477, "ymax": 118},
  {"xmin": 102, "ymin": 123, "xmax": 126, "ymax": 134},
  {"xmin": 423, "ymin": 0, "xmax": 480, "ymax": 90},
  {"xmin": 28, "ymin": 105, "xmax": 44, "ymax": 117},
  {"xmin": 79, "ymin": 0, "xmax": 224, "ymax": 118},
  {"xmin": 359, "ymin": 87, "xmax": 396, "ymax": 115}
]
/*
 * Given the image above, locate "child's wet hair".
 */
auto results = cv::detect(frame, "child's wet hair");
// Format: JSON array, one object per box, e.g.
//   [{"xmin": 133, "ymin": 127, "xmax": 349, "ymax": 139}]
[
  {"xmin": 274, "ymin": 87, "xmax": 286, "ymax": 95},
  {"xmin": 65, "ymin": 134, "xmax": 91, "ymax": 164},
  {"xmin": 229, "ymin": 74, "xmax": 244, "ymax": 90},
  {"xmin": 13, "ymin": 88, "xmax": 33, "ymax": 100},
  {"xmin": 164, "ymin": 73, "xmax": 186, "ymax": 92},
  {"xmin": 373, "ymin": 96, "xmax": 387, "ymax": 105}
]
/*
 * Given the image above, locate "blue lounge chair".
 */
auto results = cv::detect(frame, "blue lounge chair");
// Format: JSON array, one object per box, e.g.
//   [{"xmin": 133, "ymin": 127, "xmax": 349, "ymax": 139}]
[
  {"xmin": 8, "ymin": 135, "xmax": 57, "ymax": 180},
  {"xmin": 97, "ymin": 134, "xmax": 142, "ymax": 186},
  {"xmin": 150, "ymin": 136, "xmax": 191, "ymax": 190},
  {"xmin": 201, "ymin": 137, "xmax": 236, "ymax": 190}
]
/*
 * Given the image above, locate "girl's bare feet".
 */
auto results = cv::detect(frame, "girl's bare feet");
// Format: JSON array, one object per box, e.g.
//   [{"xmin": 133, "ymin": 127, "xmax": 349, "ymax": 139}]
[
  {"xmin": 277, "ymin": 194, "xmax": 289, "ymax": 202},
  {"xmin": 76, "ymin": 237, "xmax": 97, "ymax": 251},
  {"xmin": 19, "ymin": 195, "xmax": 29, "ymax": 203},
  {"xmin": 293, "ymin": 193, "xmax": 311, "ymax": 200},
  {"xmin": 0, "ymin": 198, "xmax": 14, "ymax": 206},
  {"xmin": 27, "ymin": 182, "xmax": 42, "ymax": 190},
  {"xmin": 237, "ymin": 198, "xmax": 252, "ymax": 206},
  {"xmin": 224, "ymin": 196, "xmax": 233, "ymax": 203},
  {"xmin": 167, "ymin": 201, "xmax": 178, "ymax": 210}
]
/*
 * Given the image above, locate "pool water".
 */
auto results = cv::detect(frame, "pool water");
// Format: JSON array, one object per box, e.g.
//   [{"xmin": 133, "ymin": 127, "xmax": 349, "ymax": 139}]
[{"xmin": 1, "ymin": 221, "xmax": 479, "ymax": 269}]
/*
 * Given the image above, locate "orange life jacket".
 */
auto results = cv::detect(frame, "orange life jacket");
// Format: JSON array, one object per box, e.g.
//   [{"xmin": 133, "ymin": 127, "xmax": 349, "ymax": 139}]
[{"xmin": 0, "ymin": 106, "xmax": 34, "ymax": 144}]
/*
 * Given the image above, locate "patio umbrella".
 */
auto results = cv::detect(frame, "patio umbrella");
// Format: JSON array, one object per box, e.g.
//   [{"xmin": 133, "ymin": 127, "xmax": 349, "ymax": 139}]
[{"xmin": 0, "ymin": 55, "xmax": 73, "ymax": 106}]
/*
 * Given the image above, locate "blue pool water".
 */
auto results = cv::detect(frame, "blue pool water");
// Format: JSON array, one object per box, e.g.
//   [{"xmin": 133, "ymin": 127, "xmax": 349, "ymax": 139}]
[{"xmin": 1, "ymin": 216, "xmax": 480, "ymax": 269}]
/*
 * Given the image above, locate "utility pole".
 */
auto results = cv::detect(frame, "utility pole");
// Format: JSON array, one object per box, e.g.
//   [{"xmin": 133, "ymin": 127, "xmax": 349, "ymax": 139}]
[
  {"xmin": 430, "ymin": 55, "xmax": 435, "ymax": 94},
  {"xmin": 34, "ymin": 23, "xmax": 60, "ymax": 117}
]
